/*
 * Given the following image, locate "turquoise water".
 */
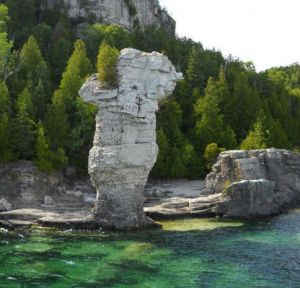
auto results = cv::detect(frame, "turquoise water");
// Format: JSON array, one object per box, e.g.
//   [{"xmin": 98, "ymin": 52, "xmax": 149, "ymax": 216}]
[{"xmin": 1, "ymin": 211, "xmax": 300, "ymax": 288}]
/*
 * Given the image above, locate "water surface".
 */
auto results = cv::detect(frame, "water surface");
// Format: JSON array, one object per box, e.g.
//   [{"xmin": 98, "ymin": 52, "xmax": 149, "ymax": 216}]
[{"xmin": 1, "ymin": 211, "xmax": 300, "ymax": 287}]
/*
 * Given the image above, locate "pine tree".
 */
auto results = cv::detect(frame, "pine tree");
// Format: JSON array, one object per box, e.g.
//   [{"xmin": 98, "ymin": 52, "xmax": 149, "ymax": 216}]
[
  {"xmin": 224, "ymin": 72, "xmax": 259, "ymax": 140},
  {"xmin": 35, "ymin": 122, "xmax": 68, "ymax": 173},
  {"xmin": 35, "ymin": 122, "xmax": 54, "ymax": 172},
  {"xmin": 59, "ymin": 39, "xmax": 92, "ymax": 107},
  {"xmin": 20, "ymin": 36, "xmax": 43, "ymax": 76},
  {"xmin": 97, "ymin": 41, "xmax": 119, "ymax": 86},
  {"xmin": 240, "ymin": 119, "xmax": 267, "ymax": 150},
  {"xmin": 151, "ymin": 128, "xmax": 170, "ymax": 178},
  {"xmin": 0, "ymin": 81, "xmax": 9, "ymax": 115},
  {"xmin": 0, "ymin": 32, "xmax": 18, "ymax": 82},
  {"xmin": 11, "ymin": 99, "xmax": 36, "ymax": 159},
  {"xmin": 16, "ymin": 87, "xmax": 35, "ymax": 120},
  {"xmin": 0, "ymin": 114, "xmax": 12, "ymax": 163},
  {"xmin": 186, "ymin": 46, "xmax": 203, "ymax": 88},
  {"xmin": 20, "ymin": 36, "xmax": 52, "ymax": 120},
  {"xmin": 0, "ymin": 4, "xmax": 9, "ymax": 33},
  {"xmin": 194, "ymin": 77, "xmax": 237, "ymax": 152},
  {"xmin": 44, "ymin": 91, "xmax": 69, "ymax": 151}
]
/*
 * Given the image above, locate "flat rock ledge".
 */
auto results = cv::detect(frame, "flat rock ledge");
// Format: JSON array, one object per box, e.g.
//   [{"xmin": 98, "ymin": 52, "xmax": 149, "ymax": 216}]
[{"xmin": 0, "ymin": 208, "xmax": 160, "ymax": 230}]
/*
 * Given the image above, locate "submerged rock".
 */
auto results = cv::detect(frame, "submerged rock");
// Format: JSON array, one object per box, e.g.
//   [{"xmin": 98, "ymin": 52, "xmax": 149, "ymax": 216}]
[{"xmin": 79, "ymin": 48, "xmax": 182, "ymax": 229}]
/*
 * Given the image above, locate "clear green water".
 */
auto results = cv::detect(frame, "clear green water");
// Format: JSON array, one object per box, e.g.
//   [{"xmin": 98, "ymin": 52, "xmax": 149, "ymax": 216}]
[{"xmin": 1, "ymin": 211, "xmax": 300, "ymax": 288}]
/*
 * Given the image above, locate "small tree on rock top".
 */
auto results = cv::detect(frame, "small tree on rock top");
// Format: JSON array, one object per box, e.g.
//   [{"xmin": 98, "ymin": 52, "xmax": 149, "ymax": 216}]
[{"xmin": 97, "ymin": 41, "xmax": 119, "ymax": 87}]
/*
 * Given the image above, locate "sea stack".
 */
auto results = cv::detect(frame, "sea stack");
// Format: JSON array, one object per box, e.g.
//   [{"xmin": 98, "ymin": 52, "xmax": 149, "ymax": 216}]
[{"xmin": 79, "ymin": 48, "xmax": 182, "ymax": 229}]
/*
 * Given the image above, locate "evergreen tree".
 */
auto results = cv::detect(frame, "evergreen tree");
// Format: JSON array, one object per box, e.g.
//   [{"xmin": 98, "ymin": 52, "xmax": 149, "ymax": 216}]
[
  {"xmin": 0, "ymin": 81, "xmax": 9, "ymax": 115},
  {"xmin": 20, "ymin": 36, "xmax": 51, "ymax": 119},
  {"xmin": 20, "ymin": 36, "xmax": 43, "ymax": 76},
  {"xmin": 97, "ymin": 41, "xmax": 119, "ymax": 86},
  {"xmin": 59, "ymin": 39, "xmax": 92, "ymax": 107},
  {"xmin": 0, "ymin": 32, "xmax": 18, "ymax": 82},
  {"xmin": 49, "ymin": 38, "xmax": 72, "ymax": 85},
  {"xmin": 16, "ymin": 87, "xmax": 35, "ymax": 120},
  {"xmin": 186, "ymin": 46, "xmax": 203, "ymax": 88},
  {"xmin": 35, "ymin": 122, "xmax": 68, "ymax": 172},
  {"xmin": 44, "ymin": 91, "xmax": 69, "ymax": 151},
  {"xmin": 240, "ymin": 119, "xmax": 267, "ymax": 150},
  {"xmin": 0, "ymin": 4, "xmax": 9, "ymax": 33},
  {"xmin": 225, "ymin": 72, "xmax": 259, "ymax": 140},
  {"xmin": 11, "ymin": 97, "xmax": 36, "ymax": 159},
  {"xmin": 194, "ymin": 77, "xmax": 237, "ymax": 152},
  {"xmin": 0, "ymin": 114, "xmax": 12, "ymax": 163},
  {"xmin": 151, "ymin": 128, "xmax": 170, "ymax": 179}
]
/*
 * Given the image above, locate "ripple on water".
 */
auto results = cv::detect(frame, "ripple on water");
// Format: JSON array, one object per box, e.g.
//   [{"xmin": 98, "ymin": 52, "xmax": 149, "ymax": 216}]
[{"xmin": 0, "ymin": 211, "xmax": 300, "ymax": 287}]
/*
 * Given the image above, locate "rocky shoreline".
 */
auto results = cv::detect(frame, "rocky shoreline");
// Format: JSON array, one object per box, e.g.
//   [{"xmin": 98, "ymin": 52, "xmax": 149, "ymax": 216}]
[{"xmin": 1, "ymin": 148, "xmax": 300, "ymax": 230}]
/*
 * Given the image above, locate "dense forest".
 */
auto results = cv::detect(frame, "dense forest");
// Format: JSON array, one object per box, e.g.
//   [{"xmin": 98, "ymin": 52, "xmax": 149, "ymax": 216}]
[{"xmin": 0, "ymin": 0, "xmax": 300, "ymax": 179}]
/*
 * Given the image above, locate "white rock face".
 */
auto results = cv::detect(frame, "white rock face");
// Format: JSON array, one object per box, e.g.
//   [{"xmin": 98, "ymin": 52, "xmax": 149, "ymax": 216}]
[
  {"xmin": 0, "ymin": 198, "xmax": 12, "ymax": 211},
  {"xmin": 79, "ymin": 48, "xmax": 182, "ymax": 229},
  {"xmin": 43, "ymin": 0, "xmax": 175, "ymax": 34}
]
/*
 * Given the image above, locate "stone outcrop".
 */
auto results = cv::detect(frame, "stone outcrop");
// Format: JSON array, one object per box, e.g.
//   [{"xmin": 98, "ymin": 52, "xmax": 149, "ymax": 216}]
[
  {"xmin": 43, "ymin": 0, "xmax": 176, "ymax": 34},
  {"xmin": 205, "ymin": 149, "xmax": 300, "ymax": 217},
  {"xmin": 0, "ymin": 161, "xmax": 96, "ymax": 211},
  {"xmin": 0, "ymin": 161, "xmax": 64, "ymax": 209},
  {"xmin": 146, "ymin": 149, "xmax": 300, "ymax": 219},
  {"xmin": 79, "ymin": 48, "xmax": 182, "ymax": 229}
]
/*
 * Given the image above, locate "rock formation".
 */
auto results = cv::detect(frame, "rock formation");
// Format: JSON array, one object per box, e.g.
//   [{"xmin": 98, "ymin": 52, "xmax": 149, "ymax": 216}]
[
  {"xmin": 79, "ymin": 48, "xmax": 182, "ymax": 229},
  {"xmin": 42, "ymin": 0, "xmax": 176, "ymax": 34},
  {"xmin": 205, "ymin": 149, "xmax": 300, "ymax": 217},
  {"xmin": 146, "ymin": 149, "xmax": 300, "ymax": 219},
  {"xmin": 0, "ymin": 161, "xmax": 95, "ymax": 211}
]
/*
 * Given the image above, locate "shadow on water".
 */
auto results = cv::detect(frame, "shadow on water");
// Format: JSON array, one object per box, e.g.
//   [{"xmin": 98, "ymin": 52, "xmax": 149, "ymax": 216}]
[{"xmin": 1, "ymin": 211, "xmax": 300, "ymax": 287}]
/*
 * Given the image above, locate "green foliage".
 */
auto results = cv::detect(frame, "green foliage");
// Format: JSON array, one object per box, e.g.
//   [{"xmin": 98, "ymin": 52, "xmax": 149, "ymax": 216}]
[
  {"xmin": 0, "ymin": 81, "xmax": 9, "ymax": 115},
  {"xmin": 97, "ymin": 41, "xmax": 119, "ymax": 86},
  {"xmin": 11, "ymin": 105, "xmax": 36, "ymax": 159},
  {"xmin": 0, "ymin": 4, "xmax": 9, "ymax": 33},
  {"xmin": 204, "ymin": 143, "xmax": 225, "ymax": 170},
  {"xmin": 0, "ymin": 114, "xmax": 12, "ymax": 163},
  {"xmin": 187, "ymin": 46, "xmax": 203, "ymax": 88},
  {"xmin": 35, "ymin": 122, "xmax": 67, "ymax": 173},
  {"xmin": 194, "ymin": 77, "xmax": 237, "ymax": 152},
  {"xmin": 0, "ymin": 32, "xmax": 18, "ymax": 82},
  {"xmin": 240, "ymin": 119, "xmax": 267, "ymax": 150},
  {"xmin": 44, "ymin": 91, "xmax": 69, "ymax": 151},
  {"xmin": 16, "ymin": 87, "xmax": 35, "ymax": 120},
  {"xmin": 1, "ymin": 3, "xmax": 300, "ymax": 178},
  {"xmin": 84, "ymin": 24, "xmax": 131, "ymax": 62},
  {"xmin": 20, "ymin": 36, "xmax": 43, "ymax": 75}
]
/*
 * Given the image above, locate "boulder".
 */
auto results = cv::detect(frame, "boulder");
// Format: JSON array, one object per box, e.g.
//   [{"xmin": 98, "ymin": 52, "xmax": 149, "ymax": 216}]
[
  {"xmin": 79, "ymin": 48, "xmax": 182, "ymax": 229},
  {"xmin": 44, "ymin": 196, "xmax": 56, "ymax": 206},
  {"xmin": 204, "ymin": 149, "xmax": 300, "ymax": 217},
  {"xmin": 0, "ymin": 198, "xmax": 12, "ymax": 211},
  {"xmin": 217, "ymin": 179, "xmax": 278, "ymax": 218}
]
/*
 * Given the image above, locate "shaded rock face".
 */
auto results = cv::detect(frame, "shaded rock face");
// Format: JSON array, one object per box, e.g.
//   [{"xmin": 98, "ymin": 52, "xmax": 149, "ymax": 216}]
[
  {"xmin": 43, "ymin": 0, "xmax": 176, "ymax": 34},
  {"xmin": 79, "ymin": 48, "xmax": 181, "ymax": 229},
  {"xmin": 205, "ymin": 149, "xmax": 300, "ymax": 217},
  {"xmin": 0, "ymin": 161, "xmax": 64, "ymax": 209}
]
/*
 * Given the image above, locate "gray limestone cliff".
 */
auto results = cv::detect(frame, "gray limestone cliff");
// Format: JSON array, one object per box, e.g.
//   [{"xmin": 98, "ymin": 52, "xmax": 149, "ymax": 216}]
[
  {"xmin": 43, "ymin": 0, "xmax": 175, "ymax": 34},
  {"xmin": 79, "ymin": 48, "xmax": 182, "ymax": 229}
]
